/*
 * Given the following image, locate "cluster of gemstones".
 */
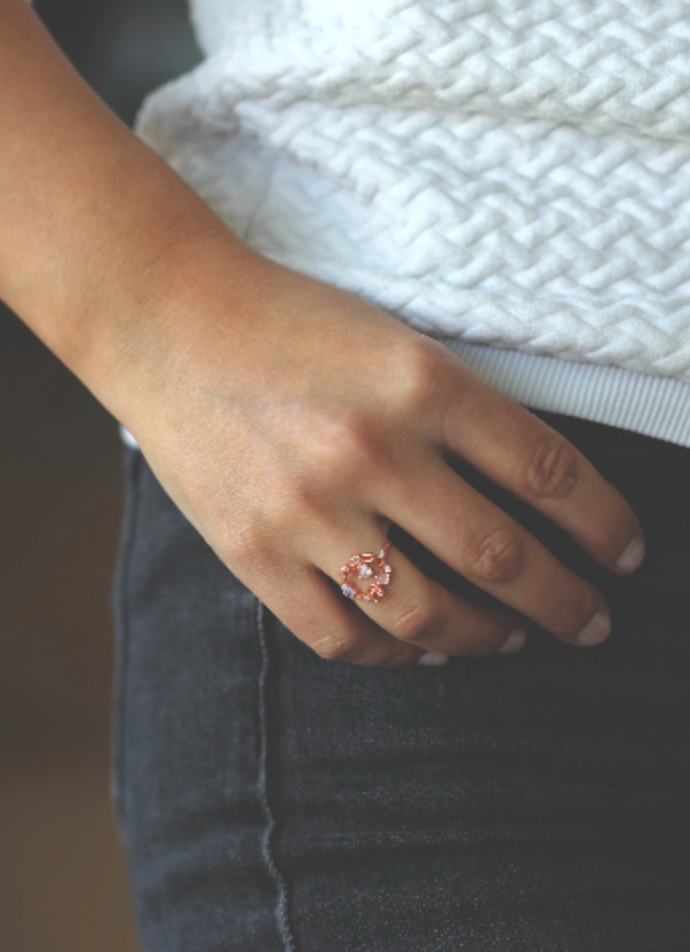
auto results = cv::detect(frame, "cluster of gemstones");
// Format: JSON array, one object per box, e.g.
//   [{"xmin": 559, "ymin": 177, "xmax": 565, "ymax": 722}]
[{"xmin": 340, "ymin": 548, "xmax": 392, "ymax": 603}]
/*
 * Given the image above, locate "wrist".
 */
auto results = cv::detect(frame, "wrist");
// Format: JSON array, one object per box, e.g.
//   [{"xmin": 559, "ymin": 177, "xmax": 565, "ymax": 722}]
[
  {"xmin": 0, "ymin": 0, "xmax": 262, "ymax": 420},
  {"xmin": 80, "ymin": 224, "xmax": 269, "ymax": 431}
]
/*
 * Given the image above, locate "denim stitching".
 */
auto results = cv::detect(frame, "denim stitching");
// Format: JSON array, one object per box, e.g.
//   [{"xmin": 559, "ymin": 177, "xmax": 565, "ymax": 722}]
[
  {"xmin": 111, "ymin": 446, "xmax": 142, "ymax": 835},
  {"xmin": 256, "ymin": 598, "xmax": 298, "ymax": 952}
]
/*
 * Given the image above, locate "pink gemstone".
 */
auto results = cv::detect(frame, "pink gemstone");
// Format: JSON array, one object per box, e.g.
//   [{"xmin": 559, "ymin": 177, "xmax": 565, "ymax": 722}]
[{"xmin": 358, "ymin": 564, "xmax": 373, "ymax": 578}]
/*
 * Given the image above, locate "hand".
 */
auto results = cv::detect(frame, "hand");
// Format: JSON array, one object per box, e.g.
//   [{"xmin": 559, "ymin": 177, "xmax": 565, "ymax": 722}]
[
  {"xmin": 116, "ymin": 247, "xmax": 645, "ymax": 668},
  {"xmin": 0, "ymin": 0, "xmax": 645, "ymax": 668}
]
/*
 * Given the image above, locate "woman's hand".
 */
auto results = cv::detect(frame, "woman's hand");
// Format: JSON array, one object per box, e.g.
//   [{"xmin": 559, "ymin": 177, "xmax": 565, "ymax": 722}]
[
  {"xmin": 0, "ymin": 0, "xmax": 644, "ymax": 667},
  {"xmin": 111, "ymin": 245, "xmax": 645, "ymax": 668}
]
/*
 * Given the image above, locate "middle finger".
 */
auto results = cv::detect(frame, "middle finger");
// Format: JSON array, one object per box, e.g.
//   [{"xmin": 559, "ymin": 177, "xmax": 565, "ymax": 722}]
[{"xmin": 376, "ymin": 459, "xmax": 611, "ymax": 648}]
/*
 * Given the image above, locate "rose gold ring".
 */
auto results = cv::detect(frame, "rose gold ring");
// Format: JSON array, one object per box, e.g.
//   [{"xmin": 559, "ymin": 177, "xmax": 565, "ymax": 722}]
[{"xmin": 339, "ymin": 541, "xmax": 392, "ymax": 603}]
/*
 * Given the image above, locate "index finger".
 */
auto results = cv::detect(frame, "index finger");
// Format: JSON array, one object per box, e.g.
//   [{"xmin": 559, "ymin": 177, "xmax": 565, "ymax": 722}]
[{"xmin": 440, "ymin": 362, "xmax": 646, "ymax": 574}]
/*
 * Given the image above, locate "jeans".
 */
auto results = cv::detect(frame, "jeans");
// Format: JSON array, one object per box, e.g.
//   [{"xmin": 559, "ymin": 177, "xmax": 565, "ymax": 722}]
[{"xmin": 113, "ymin": 409, "xmax": 690, "ymax": 951}]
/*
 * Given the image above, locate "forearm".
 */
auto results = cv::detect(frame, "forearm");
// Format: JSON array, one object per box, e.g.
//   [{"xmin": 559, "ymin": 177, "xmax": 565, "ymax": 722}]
[{"xmin": 0, "ymin": 0, "xmax": 257, "ymax": 410}]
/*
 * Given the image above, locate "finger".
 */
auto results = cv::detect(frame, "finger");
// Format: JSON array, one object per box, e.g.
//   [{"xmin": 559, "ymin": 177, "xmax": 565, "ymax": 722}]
[
  {"xmin": 238, "ymin": 556, "xmax": 428, "ymax": 667},
  {"xmin": 315, "ymin": 536, "xmax": 527, "ymax": 657},
  {"xmin": 376, "ymin": 459, "xmax": 611, "ymax": 648},
  {"xmin": 439, "ymin": 363, "xmax": 645, "ymax": 574}
]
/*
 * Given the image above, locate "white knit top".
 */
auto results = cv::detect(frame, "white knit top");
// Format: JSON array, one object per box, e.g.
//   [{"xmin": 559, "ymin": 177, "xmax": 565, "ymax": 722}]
[{"xmin": 130, "ymin": 0, "xmax": 690, "ymax": 448}]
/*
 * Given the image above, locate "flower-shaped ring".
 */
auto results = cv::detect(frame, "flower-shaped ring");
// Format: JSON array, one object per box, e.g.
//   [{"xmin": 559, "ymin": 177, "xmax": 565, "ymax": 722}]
[{"xmin": 339, "ymin": 541, "xmax": 392, "ymax": 603}]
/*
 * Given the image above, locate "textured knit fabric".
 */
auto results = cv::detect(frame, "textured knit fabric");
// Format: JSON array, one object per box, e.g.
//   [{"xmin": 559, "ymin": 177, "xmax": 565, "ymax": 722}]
[
  {"xmin": 133, "ymin": 0, "xmax": 690, "ymax": 445},
  {"xmin": 114, "ymin": 411, "xmax": 690, "ymax": 951}
]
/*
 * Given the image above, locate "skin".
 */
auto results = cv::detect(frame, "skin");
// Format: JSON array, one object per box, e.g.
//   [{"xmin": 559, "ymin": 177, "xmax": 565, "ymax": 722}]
[{"xmin": 0, "ymin": 0, "xmax": 646, "ymax": 668}]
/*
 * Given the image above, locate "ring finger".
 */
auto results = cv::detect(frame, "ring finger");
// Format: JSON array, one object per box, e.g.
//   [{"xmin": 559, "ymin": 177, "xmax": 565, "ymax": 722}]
[{"xmin": 315, "ymin": 531, "xmax": 528, "ymax": 657}]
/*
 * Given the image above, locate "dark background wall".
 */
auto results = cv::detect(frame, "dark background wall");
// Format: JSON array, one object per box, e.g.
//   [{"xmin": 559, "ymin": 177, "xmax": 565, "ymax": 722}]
[{"xmin": 0, "ymin": 3, "xmax": 201, "ymax": 949}]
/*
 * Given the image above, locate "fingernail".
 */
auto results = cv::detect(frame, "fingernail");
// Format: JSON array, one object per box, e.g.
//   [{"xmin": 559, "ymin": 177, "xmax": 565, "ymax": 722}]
[
  {"xmin": 497, "ymin": 630, "xmax": 526, "ymax": 654},
  {"xmin": 615, "ymin": 535, "xmax": 645, "ymax": 572},
  {"xmin": 575, "ymin": 610, "xmax": 611, "ymax": 646},
  {"xmin": 417, "ymin": 651, "xmax": 449, "ymax": 666}
]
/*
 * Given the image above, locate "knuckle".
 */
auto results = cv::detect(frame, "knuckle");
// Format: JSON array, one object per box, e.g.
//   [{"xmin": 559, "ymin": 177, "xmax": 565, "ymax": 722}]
[
  {"xmin": 466, "ymin": 526, "xmax": 525, "ymax": 585},
  {"xmin": 523, "ymin": 431, "xmax": 583, "ymax": 502},
  {"xmin": 547, "ymin": 586, "xmax": 592, "ymax": 636},
  {"xmin": 311, "ymin": 630, "xmax": 362, "ymax": 663},
  {"xmin": 223, "ymin": 520, "xmax": 272, "ymax": 571},
  {"xmin": 251, "ymin": 485, "xmax": 310, "ymax": 544},
  {"xmin": 388, "ymin": 599, "xmax": 437, "ymax": 643},
  {"xmin": 305, "ymin": 413, "xmax": 382, "ymax": 482},
  {"xmin": 386, "ymin": 340, "xmax": 445, "ymax": 418}
]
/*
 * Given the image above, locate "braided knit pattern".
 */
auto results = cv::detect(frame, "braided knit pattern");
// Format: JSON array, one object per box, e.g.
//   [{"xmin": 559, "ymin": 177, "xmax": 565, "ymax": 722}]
[{"xmin": 137, "ymin": 0, "xmax": 690, "ymax": 381}]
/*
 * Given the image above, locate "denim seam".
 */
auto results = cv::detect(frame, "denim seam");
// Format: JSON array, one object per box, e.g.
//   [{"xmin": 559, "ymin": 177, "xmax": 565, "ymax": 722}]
[
  {"xmin": 111, "ymin": 446, "xmax": 143, "ymax": 835},
  {"xmin": 255, "ymin": 598, "xmax": 298, "ymax": 952}
]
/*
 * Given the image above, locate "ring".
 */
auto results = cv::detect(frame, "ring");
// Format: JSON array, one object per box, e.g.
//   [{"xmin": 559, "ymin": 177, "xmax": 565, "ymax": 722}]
[{"xmin": 340, "ymin": 541, "xmax": 392, "ymax": 603}]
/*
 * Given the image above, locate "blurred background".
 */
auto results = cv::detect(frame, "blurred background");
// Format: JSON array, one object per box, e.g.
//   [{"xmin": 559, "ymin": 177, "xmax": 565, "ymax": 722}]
[{"xmin": 0, "ymin": 2, "xmax": 201, "ymax": 949}]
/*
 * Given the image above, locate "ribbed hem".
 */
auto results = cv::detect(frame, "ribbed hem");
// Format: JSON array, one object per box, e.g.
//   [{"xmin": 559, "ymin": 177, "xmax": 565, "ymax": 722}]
[
  {"xmin": 119, "ymin": 344, "xmax": 690, "ymax": 451},
  {"xmin": 440, "ymin": 340, "xmax": 690, "ymax": 449}
]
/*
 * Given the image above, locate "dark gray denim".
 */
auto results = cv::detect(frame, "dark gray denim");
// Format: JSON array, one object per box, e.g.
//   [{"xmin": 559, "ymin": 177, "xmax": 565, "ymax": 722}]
[{"xmin": 113, "ymin": 409, "xmax": 690, "ymax": 951}]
